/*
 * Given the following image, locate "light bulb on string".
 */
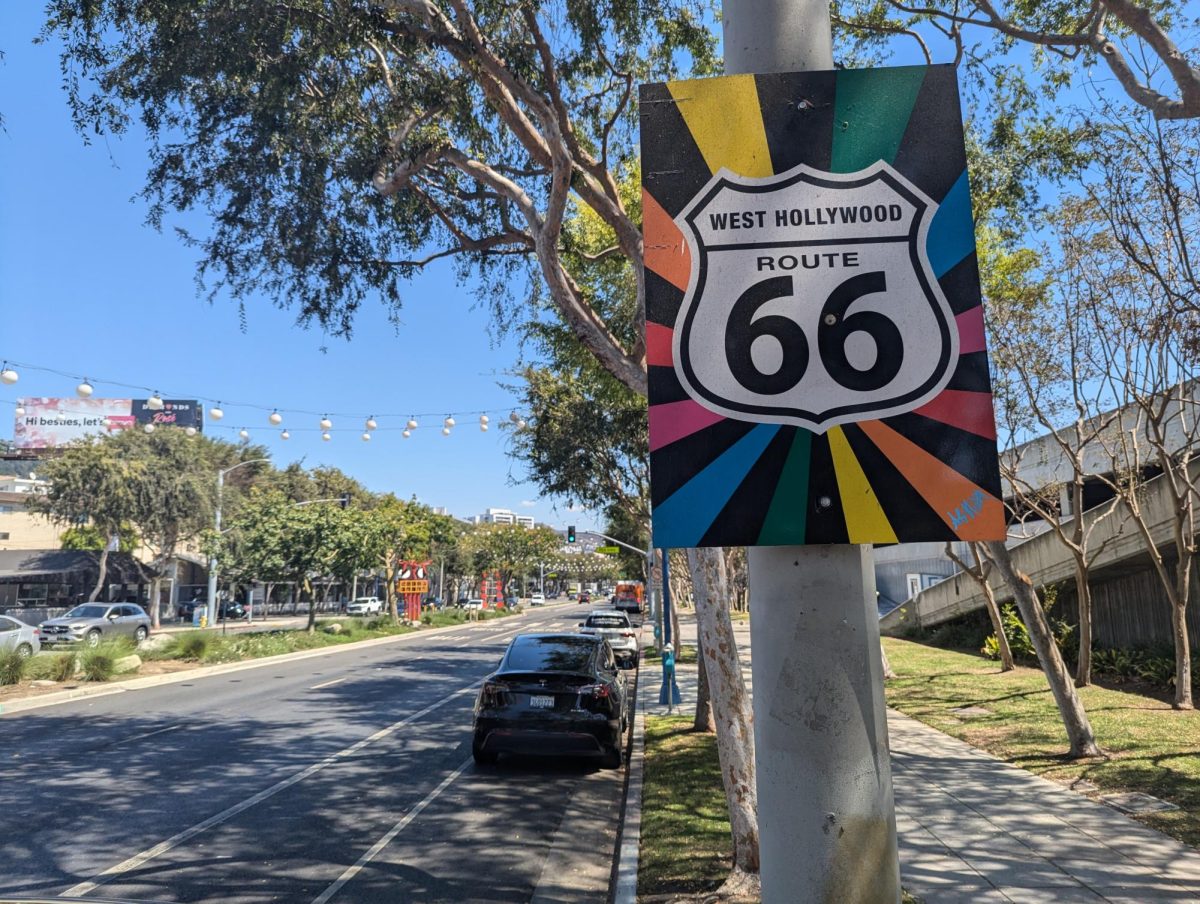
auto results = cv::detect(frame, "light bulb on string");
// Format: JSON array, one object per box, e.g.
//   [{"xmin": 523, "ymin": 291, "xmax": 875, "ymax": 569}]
[
  {"xmin": 280, "ymin": 430, "xmax": 290, "ymax": 440},
  {"xmin": 509, "ymin": 411, "xmax": 520, "ymax": 423},
  {"xmin": 444, "ymin": 415, "xmax": 456, "ymax": 428},
  {"xmin": 480, "ymin": 422, "xmax": 489, "ymax": 432},
  {"xmin": 147, "ymin": 392, "xmax": 164, "ymax": 411},
  {"xmin": 407, "ymin": 417, "xmax": 418, "ymax": 430},
  {"xmin": 361, "ymin": 432, "xmax": 371, "ymax": 442},
  {"xmin": 365, "ymin": 416, "xmax": 377, "ymax": 431},
  {"xmin": 517, "ymin": 418, "xmax": 527, "ymax": 429},
  {"xmin": 402, "ymin": 429, "xmax": 411, "ymax": 439},
  {"xmin": 269, "ymin": 410, "xmax": 283, "ymax": 426},
  {"xmin": 209, "ymin": 404, "xmax": 224, "ymax": 421},
  {"xmin": 322, "ymin": 431, "xmax": 332, "ymax": 442},
  {"xmin": 480, "ymin": 414, "xmax": 489, "ymax": 425},
  {"xmin": 442, "ymin": 426, "xmax": 451, "ymax": 436},
  {"xmin": 77, "ymin": 379, "xmax": 94, "ymax": 399},
  {"xmin": 239, "ymin": 428, "xmax": 250, "ymax": 441},
  {"xmin": 0, "ymin": 364, "xmax": 17, "ymax": 385},
  {"xmin": 143, "ymin": 423, "xmax": 155, "ymax": 434},
  {"xmin": 15, "ymin": 405, "xmax": 25, "ymax": 417},
  {"xmin": 320, "ymin": 416, "xmax": 332, "ymax": 430},
  {"xmin": 185, "ymin": 426, "xmax": 197, "ymax": 436}
]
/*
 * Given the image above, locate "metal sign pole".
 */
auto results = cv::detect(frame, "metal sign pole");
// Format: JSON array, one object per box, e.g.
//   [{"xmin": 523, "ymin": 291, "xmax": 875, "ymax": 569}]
[{"xmin": 722, "ymin": 1, "xmax": 901, "ymax": 900}]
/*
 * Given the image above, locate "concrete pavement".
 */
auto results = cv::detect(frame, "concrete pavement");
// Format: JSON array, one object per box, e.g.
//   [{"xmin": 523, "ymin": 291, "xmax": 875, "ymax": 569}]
[{"xmin": 649, "ymin": 613, "xmax": 1200, "ymax": 902}]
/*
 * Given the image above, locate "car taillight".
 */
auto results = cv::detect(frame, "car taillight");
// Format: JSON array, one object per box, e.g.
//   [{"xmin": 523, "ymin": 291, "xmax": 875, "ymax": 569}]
[
  {"xmin": 580, "ymin": 684, "xmax": 611, "ymax": 699},
  {"xmin": 479, "ymin": 681, "xmax": 506, "ymax": 707},
  {"xmin": 621, "ymin": 631, "xmax": 636, "ymax": 637}
]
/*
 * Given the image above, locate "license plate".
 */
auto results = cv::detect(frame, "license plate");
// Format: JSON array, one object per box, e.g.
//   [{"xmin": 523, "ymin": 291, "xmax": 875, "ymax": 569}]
[{"xmin": 529, "ymin": 695, "xmax": 554, "ymax": 709}]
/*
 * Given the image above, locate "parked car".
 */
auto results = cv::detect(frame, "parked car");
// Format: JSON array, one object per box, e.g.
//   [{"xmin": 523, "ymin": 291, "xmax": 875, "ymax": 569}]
[
  {"xmin": 472, "ymin": 633, "xmax": 628, "ymax": 767},
  {"xmin": 177, "ymin": 600, "xmax": 247, "ymax": 622},
  {"xmin": 529, "ymin": 593, "xmax": 546, "ymax": 607},
  {"xmin": 0, "ymin": 615, "xmax": 40, "ymax": 657},
  {"xmin": 461, "ymin": 597, "xmax": 484, "ymax": 611},
  {"xmin": 40, "ymin": 603, "xmax": 151, "ymax": 648},
  {"xmin": 422, "ymin": 595, "xmax": 445, "ymax": 610},
  {"xmin": 577, "ymin": 610, "xmax": 639, "ymax": 669},
  {"xmin": 346, "ymin": 596, "xmax": 383, "ymax": 616}
]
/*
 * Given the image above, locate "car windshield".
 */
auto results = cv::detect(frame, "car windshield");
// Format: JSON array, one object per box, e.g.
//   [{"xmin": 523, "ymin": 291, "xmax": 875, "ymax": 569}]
[
  {"xmin": 505, "ymin": 637, "xmax": 596, "ymax": 673},
  {"xmin": 587, "ymin": 616, "xmax": 628, "ymax": 628},
  {"xmin": 65, "ymin": 605, "xmax": 109, "ymax": 619}
]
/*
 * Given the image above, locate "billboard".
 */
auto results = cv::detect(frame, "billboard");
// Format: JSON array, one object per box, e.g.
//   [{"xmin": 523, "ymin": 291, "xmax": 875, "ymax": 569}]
[{"xmin": 13, "ymin": 398, "xmax": 202, "ymax": 450}]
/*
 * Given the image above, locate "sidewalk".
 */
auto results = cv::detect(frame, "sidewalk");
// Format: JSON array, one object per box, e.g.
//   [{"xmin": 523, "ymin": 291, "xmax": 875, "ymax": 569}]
[{"xmin": 645, "ymin": 615, "xmax": 1200, "ymax": 902}]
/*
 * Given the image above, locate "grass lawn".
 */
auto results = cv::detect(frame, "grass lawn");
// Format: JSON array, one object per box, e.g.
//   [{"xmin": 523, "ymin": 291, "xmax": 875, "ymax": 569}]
[
  {"xmin": 639, "ymin": 715, "xmax": 732, "ymax": 899},
  {"xmin": 884, "ymin": 637, "xmax": 1200, "ymax": 847}
]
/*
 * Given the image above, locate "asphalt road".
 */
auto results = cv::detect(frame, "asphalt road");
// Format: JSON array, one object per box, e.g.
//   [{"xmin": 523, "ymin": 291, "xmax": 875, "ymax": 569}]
[{"xmin": 0, "ymin": 603, "xmax": 635, "ymax": 904}]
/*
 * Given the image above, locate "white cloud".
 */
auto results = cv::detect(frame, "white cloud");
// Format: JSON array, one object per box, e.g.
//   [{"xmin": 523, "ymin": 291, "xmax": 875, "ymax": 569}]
[{"xmin": 520, "ymin": 499, "xmax": 537, "ymax": 508}]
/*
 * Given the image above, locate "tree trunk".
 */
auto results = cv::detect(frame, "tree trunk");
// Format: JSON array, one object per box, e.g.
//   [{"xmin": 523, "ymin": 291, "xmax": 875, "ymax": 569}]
[
  {"xmin": 1172, "ymin": 600, "xmax": 1194, "ymax": 709},
  {"xmin": 149, "ymin": 575, "xmax": 162, "ymax": 629},
  {"xmin": 686, "ymin": 547, "xmax": 760, "ymax": 889},
  {"xmin": 693, "ymin": 630, "xmax": 715, "ymax": 733},
  {"xmin": 1075, "ymin": 559, "xmax": 1093, "ymax": 687},
  {"xmin": 880, "ymin": 641, "xmax": 897, "ymax": 680},
  {"xmin": 88, "ymin": 548, "xmax": 110, "ymax": 603},
  {"xmin": 980, "ymin": 573, "xmax": 1015, "ymax": 672},
  {"xmin": 305, "ymin": 579, "xmax": 317, "ymax": 633},
  {"xmin": 986, "ymin": 541, "xmax": 1101, "ymax": 757}
]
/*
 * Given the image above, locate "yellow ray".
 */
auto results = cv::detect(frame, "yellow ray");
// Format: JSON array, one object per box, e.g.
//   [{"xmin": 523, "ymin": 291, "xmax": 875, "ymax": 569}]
[
  {"xmin": 828, "ymin": 426, "xmax": 898, "ymax": 544},
  {"xmin": 668, "ymin": 75, "xmax": 773, "ymax": 178}
]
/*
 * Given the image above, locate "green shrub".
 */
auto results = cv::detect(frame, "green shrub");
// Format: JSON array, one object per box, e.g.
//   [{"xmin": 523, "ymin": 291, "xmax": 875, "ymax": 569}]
[
  {"xmin": 980, "ymin": 635, "xmax": 1001, "ymax": 660},
  {"xmin": 49, "ymin": 653, "xmax": 77, "ymax": 682},
  {"xmin": 79, "ymin": 648, "xmax": 116, "ymax": 681},
  {"xmin": 177, "ymin": 632, "xmax": 210, "ymax": 660},
  {"xmin": 0, "ymin": 648, "xmax": 28, "ymax": 685}
]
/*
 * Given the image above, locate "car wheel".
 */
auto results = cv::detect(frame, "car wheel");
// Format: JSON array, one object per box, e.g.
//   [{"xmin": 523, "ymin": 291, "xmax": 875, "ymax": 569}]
[
  {"xmin": 134, "ymin": 626, "xmax": 149, "ymax": 644},
  {"xmin": 16, "ymin": 643, "xmax": 33, "ymax": 659},
  {"xmin": 85, "ymin": 630, "xmax": 102, "ymax": 648},
  {"xmin": 601, "ymin": 744, "xmax": 624, "ymax": 769},
  {"xmin": 472, "ymin": 738, "xmax": 499, "ymax": 766}
]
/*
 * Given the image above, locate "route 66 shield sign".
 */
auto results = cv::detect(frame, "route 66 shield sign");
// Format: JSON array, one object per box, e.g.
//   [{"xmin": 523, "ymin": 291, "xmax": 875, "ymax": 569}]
[
  {"xmin": 640, "ymin": 65, "xmax": 1005, "ymax": 548},
  {"xmin": 676, "ymin": 162, "xmax": 957, "ymax": 431}
]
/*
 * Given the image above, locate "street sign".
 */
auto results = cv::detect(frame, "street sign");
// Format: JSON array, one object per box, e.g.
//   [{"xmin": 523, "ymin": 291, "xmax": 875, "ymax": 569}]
[
  {"xmin": 396, "ymin": 579, "xmax": 429, "ymax": 594},
  {"xmin": 640, "ymin": 64, "xmax": 1005, "ymax": 548},
  {"xmin": 595, "ymin": 545, "xmax": 621, "ymax": 555}
]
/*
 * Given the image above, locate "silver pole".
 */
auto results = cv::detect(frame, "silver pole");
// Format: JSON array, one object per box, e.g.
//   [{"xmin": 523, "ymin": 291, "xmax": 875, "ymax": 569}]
[
  {"xmin": 207, "ymin": 470, "xmax": 223, "ymax": 628},
  {"xmin": 722, "ymin": 2, "xmax": 901, "ymax": 900}
]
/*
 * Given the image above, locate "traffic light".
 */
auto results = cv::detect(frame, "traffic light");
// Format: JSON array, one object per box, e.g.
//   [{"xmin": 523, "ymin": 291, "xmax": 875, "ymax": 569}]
[
  {"xmin": 567, "ymin": 525, "xmax": 576, "ymax": 543},
  {"xmin": 339, "ymin": 493, "xmax": 351, "ymax": 509}
]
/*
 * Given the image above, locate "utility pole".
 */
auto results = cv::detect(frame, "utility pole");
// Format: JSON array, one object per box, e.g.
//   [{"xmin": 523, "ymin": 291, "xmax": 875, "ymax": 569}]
[
  {"xmin": 723, "ymin": 1, "xmax": 901, "ymax": 900},
  {"xmin": 207, "ymin": 458, "xmax": 270, "ymax": 627}
]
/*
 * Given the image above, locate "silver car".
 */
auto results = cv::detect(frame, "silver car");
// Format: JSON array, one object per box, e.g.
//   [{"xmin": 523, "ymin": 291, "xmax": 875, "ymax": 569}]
[
  {"xmin": 39, "ymin": 603, "xmax": 152, "ymax": 649},
  {"xmin": 577, "ymin": 610, "xmax": 639, "ymax": 668},
  {"xmin": 0, "ymin": 614, "xmax": 41, "ymax": 657}
]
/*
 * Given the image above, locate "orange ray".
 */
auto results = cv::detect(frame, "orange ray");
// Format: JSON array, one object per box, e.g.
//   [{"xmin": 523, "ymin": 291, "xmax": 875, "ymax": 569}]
[{"xmin": 642, "ymin": 189, "xmax": 690, "ymax": 292}]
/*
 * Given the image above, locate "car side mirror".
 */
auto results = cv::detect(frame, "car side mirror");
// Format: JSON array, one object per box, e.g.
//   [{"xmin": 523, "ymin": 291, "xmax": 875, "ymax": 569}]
[
  {"xmin": 577, "ymin": 622, "xmax": 586, "ymax": 627},
  {"xmin": 107, "ymin": 613, "xmax": 119, "ymax": 620}
]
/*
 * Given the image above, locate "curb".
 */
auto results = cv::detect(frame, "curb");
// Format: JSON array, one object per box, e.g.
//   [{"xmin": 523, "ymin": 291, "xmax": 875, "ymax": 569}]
[
  {"xmin": 0, "ymin": 612, "xmax": 527, "ymax": 717},
  {"xmin": 613, "ymin": 657, "xmax": 649, "ymax": 904}
]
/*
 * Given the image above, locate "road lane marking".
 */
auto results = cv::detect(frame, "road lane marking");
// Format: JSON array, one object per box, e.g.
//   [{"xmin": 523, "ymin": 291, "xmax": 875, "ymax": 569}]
[
  {"xmin": 111, "ymin": 723, "xmax": 185, "ymax": 747},
  {"xmin": 61, "ymin": 683, "xmax": 480, "ymax": 898},
  {"xmin": 310, "ymin": 677, "xmax": 347, "ymax": 690},
  {"xmin": 311, "ymin": 757, "xmax": 473, "ymax": 904}
]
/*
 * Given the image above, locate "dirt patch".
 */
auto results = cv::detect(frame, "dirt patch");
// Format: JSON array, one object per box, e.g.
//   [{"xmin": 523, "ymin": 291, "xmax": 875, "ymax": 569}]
[{"xmin": 0, "ymin": 658, "xmax": 202, "ymax": 705}]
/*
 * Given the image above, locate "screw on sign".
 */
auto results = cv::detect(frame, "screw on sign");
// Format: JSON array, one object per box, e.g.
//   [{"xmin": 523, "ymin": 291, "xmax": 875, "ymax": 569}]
[{"xmin": 639, "ymin": 64, "xmax": 1006, "ymax": 549}]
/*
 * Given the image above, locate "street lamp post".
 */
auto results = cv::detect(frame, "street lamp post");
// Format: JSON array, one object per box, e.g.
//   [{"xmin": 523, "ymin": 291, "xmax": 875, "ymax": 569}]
[{"xmin": 208, "ymin": 458, "xmax": 270, "ymax": 626}]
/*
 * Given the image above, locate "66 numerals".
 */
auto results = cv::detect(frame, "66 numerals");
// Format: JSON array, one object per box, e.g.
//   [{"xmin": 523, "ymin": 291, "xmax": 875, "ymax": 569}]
[{"xmin": 723, "ymin": 271, "xmax": 903, "ymax": 395}]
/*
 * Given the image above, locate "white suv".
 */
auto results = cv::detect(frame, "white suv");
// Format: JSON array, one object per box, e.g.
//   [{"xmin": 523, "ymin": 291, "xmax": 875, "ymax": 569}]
[
  {"xmin": 529, "ymin": 593, "xmax": 546, "ymax": 606},
  {"xmin": 346, "ymin": 597, "xmax": 383, "ymax": 616}
]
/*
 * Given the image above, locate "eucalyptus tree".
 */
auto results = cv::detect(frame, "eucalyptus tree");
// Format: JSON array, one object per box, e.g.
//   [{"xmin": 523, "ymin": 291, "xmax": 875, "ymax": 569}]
[{"xmin": 27, "ymin": 440, "xmax": 143, "ymax": 602}]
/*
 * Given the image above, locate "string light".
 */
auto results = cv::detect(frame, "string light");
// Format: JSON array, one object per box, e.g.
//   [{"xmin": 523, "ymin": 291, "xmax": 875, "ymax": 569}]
[
  {"xmin": 15, "ymin": 405, "xmax": 25, "ymax": 417},
  {"xmin": 185, "ymin": 426, "xmax": 197, "ymax": 436},
  {"xmin": 517, "ymin": 418, "xmax": 527, "ymax": 429},
  {"xmin": 442, "ymin": 426, "xmax": 452, "ymax": 436},
  {"xmin": 280, "ymin": 429, "xmax": 290, "ymax": 440},
  {"xmin": 143, "ymin": 423, "xmax": 155, "ymax": 434},
  {"xmin": 269, "ymin": 410, "xmax": 283, "ymax": 426},
  {"xmin": 320, "ymin": 415, "xmax": 332, "ymax": 430},
  {"xmin": 361, "ymin": 432, "xmax": 371, "ymax": 442},
  {"xmin": 444, "ymin": 415, "xmax": 456, "ymax": 428},
  {"xmin": 402, "ymin": 429, "xmax": 411, "ymax": 439},
  {"xmin": 322, "ymin": 431, "xmax": 332, "ymax": 442},
  {"xmin": 407, "ymin": 417, "xmax": 418, "ymax": 430},
  {"xmin": 0, "ymin": 364, "xmax": 17, "ymax": 385},
  {"xmin": 480, "ymin": 422, "xmax": 489, "ymax": 432},
  {"xmin": 147, "ymin": 392, "xmax": 164, "ymax": 411},
  {"xmin": 365, "ymin": 416, "xmax": 377, "ymax": 431},
  {"xmin": 209, "ymin": 404, "xmax": 224, "ymax": 421},
  {"xmin": 509, "ymin": 411, "xmax": 520, "ymax": 423},
  {"xmin": 77, "ymin": 379, "xmax": 94, "ymax": 399},
  {"xmin": 239, "ymin": 428, "xmax": 250, "ymax": 440}
]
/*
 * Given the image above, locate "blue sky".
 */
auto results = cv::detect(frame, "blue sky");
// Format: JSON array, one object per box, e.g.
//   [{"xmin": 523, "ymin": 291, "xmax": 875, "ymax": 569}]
[{"xmin": 0, "ymin": 5, "xmax": 602, "ymax": 530}]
